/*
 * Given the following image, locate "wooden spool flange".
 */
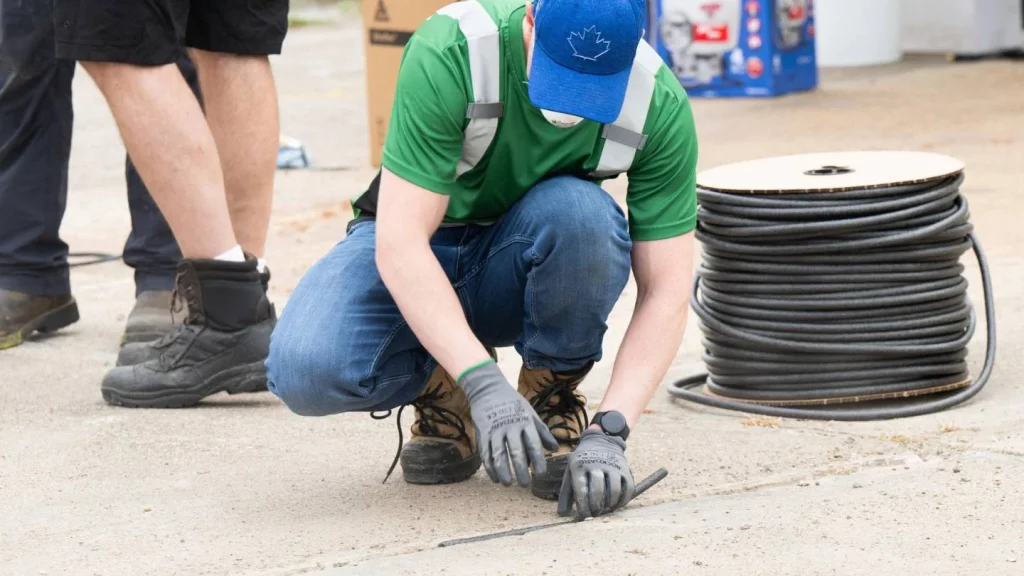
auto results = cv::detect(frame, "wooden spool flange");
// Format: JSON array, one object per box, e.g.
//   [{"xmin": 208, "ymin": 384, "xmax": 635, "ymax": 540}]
[{"xmin": 697, "ymin": 151, "xmax": 965, "ymax": 195}]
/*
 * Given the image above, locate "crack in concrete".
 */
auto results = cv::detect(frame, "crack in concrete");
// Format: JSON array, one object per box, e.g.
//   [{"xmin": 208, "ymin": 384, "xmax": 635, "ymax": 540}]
[
  {"xmin": 239, "ymin": 443, "xmax": 1024, "ymax": 576},
  {"xmin": 259, "ymin": 451, "xmax": 938, "ymax": 574}
]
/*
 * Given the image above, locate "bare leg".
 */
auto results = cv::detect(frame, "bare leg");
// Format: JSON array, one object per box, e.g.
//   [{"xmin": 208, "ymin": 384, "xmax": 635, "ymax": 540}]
[
  {"xmin": 189, "ymin": 50, "xmax": 277, "ymax": 258},
  {"xmin": 80, "ymin": 62, "xmax": 237, "ymax": 259},
  {"xmin": 68, "ymin": 0, "xmax": 286, "ymax": 409}
]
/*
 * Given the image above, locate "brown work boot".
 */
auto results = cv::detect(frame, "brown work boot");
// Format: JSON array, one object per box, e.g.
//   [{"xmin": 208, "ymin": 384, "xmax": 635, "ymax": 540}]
[
  {"xmin": 397, "ymin": 365, "xmax": 481, "ymax": 484},
  {"xmin": 115, "ymin": 290, "xmax": 186, "ymax": 366},
  {"xmin": 0, "ymin": 289, "xmax": 80, "ymax": 350},
  {"xmin": 518, "ymin": 362, "xmax": 593, "ymax": 500},
  {"xmin": 120, "ymin": 290, "xmax": 184, "ymax": 346}
]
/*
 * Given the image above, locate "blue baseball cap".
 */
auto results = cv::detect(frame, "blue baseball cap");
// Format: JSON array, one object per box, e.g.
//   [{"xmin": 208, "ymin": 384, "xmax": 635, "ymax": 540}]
[{"xmin": 528, "ymin": 0, "xmax": 646, "ymax": 124}]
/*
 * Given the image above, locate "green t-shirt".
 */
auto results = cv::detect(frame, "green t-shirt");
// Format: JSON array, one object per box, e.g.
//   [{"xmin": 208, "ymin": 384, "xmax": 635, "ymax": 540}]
[{"xmin": 375, "ymin": 0, "xmax": 698, "ymax": 242}]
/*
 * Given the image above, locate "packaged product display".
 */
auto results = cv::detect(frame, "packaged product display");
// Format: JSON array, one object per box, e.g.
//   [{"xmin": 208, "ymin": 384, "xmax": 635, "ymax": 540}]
[{"xmin": 647, "ymin": 0, "xmax": 818, "ymax": 97}]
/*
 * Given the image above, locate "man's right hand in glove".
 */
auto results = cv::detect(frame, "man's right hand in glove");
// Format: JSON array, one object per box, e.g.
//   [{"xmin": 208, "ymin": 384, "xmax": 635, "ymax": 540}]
[{"xmin": 457, "ymin": 360, "xmax": 559, "ymax": 487}]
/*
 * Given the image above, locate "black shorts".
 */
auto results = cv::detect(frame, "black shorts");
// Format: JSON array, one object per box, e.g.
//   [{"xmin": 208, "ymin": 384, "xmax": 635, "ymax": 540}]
[{"xmin": 53, "ymin": 0, "xmax": 289, "ymax": 65}]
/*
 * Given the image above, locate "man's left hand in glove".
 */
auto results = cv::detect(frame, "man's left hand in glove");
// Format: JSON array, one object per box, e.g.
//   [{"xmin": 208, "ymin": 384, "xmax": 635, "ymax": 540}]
[{"xmin": 557, "ymin": 428, "xmax": 635, "ymax": 520}]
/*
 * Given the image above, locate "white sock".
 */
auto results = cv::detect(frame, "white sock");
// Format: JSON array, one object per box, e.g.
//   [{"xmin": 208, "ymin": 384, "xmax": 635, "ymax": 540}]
[
  {"xmin": 214, "ymin": 245, "xmax": 245, "ymax": 263},
  {"xmin": 257, "ymin": 258, "xmax": 266, "ymax": 274}
]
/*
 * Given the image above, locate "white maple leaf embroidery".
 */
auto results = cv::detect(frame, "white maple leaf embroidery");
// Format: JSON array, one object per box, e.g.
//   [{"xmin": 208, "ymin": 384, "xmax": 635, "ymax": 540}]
[{"xmin": 568, "ymin": 26, "xmax": 611, "ymax": 61}]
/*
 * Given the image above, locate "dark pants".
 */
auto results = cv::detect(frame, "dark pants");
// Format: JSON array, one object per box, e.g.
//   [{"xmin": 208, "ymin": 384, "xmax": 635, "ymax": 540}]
[{"xmin": 0, "ymin": 0, "xmax": 194, "ymax": 297}]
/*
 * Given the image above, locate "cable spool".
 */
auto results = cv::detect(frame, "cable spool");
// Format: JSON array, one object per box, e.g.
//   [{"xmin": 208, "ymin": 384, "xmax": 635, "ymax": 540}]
[{"xmin": 668, "ymin": 151, "xmax": 996, "ymax": 421}]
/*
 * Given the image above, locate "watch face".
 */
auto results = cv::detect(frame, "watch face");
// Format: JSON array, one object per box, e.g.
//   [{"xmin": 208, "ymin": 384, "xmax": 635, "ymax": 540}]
[{"xmin": 600, "ymin": 411, "xmax": 627, "ymax": 435}]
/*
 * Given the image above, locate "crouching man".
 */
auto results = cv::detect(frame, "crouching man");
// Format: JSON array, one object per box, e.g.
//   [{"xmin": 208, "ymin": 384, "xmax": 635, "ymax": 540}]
[{"xmin": 267, "ymin": 0, "xmax": 698, "ymax": 520}]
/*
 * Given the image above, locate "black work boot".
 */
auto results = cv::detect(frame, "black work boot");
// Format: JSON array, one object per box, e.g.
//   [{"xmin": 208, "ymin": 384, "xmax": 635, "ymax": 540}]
[
  {"xmin": 0, "ymin": 289, "xmax": 80, "ymax": 350},
  {"xmin": 115, "ymin": 268, "xmax": 274, "ymax": 366},
  {"xmin": 518, "ymin": 362, "xmax": 593, "ymax": 500},
  {"xmin": 397, "ymin": 365, "xmax": 481, "ymax": 484},
  {"xmin": 101, "ymin": 257, "xmax": 274, "ymax": 408}
]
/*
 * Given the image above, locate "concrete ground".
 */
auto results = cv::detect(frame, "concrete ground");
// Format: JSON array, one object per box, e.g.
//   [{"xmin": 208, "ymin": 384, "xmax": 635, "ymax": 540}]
[{"xmin": 3, "ymin": 13, "xmax": 1024, "ymax": 576}]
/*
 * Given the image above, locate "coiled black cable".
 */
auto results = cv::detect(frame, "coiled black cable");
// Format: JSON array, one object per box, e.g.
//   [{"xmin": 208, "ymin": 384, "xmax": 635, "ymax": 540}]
[{"xmin": 668, "ymin": 172, "xmax": 997, "ymax": 420}]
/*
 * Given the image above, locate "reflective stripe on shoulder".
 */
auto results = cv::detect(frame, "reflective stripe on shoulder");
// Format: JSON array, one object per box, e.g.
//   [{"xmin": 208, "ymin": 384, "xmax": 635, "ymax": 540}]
[
  {"xmin": 437, "ymin": 0, "xmax": 502, "ymax": 177},
  {"xmin": 590, "ymin": 41, "xmax": 664, "ymax": 179}
]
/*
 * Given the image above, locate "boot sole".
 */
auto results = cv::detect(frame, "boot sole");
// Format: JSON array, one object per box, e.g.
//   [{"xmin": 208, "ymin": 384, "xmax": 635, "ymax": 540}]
[
  {"xmin": 0, "ymin": 299, "xmax": 80, "ymax": 351},
  {"xmin": 401, "ymin": 452, "xmax": 482, "ymax": 485},
  {"xmin": 101, "ymin": 360, "xmax": 268, "ymax": 408},
  {"xmin": 531, "ymin": 454, "xmax": 570, "ymax": 500}
]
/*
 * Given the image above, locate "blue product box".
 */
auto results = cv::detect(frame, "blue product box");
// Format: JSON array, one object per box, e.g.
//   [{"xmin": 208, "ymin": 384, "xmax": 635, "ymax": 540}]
[{"xmin": 646, "ymin": 0, "xmax": 818, "ymax": 97}]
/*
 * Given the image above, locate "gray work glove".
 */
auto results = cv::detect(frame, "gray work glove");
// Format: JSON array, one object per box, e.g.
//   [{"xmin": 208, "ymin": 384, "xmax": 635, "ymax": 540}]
[
  {"xmin": 557, "ymin": 429, "xmax": 635, "ymax": 520},
  {"xmin": 457, "ymin": 361, "xmax": 559, "ymax": 487}
]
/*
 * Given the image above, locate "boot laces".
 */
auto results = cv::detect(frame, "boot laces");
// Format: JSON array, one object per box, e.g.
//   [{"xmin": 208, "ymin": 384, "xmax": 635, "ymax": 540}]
[
  {"xmin": 529, "ymin": 377, "xmax": 590, "ymax": 446},
  {"xmin": 171, "ymin": 271, "xmax": 203, "ymax": 326},
  {"xmin": 147, "ymin": 271, "xmax": 193, "ymax": 350},
  {"xmin": 371, "ymin": 381, "xmax": 471, "ymax": 484},
  {"xmin": 169, "ymin": 269, "xmax": 185, "ymax": 318}
]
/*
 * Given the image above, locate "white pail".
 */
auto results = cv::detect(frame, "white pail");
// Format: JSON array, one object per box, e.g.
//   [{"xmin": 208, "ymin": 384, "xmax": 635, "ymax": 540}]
[{"xmin": 814, "ymin": 0, "xmax": 904, "ymax": 66}]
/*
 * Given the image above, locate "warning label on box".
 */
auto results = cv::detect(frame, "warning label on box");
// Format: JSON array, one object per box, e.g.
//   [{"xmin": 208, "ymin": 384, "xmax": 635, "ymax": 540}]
[{"xmin": 375, "ymin": 0, "xmax": 390, "ymax": 21}]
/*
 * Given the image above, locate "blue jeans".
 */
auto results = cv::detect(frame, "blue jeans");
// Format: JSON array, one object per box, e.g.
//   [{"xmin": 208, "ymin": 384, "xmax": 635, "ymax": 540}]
[
  {"xmin": 266, "ymin": 176, "xmax": 633, "ymax": 416},
  {"xmin": 0, "ymin": 0, "xmax": 194, "ymax": 296}
]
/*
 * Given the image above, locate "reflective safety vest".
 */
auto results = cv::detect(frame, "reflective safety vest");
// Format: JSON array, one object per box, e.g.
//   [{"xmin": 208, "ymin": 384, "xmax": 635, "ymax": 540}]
[{"xmin": 435, "ymin": 0, "xmax": 663, "ymax": 180}]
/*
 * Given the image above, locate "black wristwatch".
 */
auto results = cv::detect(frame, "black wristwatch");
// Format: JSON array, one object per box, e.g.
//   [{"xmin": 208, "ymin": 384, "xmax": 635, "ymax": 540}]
[{"xmin": 593, "ymin": 410, "xmax": 630, "ymax": 441}]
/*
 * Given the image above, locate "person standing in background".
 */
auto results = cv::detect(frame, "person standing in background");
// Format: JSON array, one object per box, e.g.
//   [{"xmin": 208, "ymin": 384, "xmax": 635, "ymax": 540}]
[
  {"xmin": 54, "ymin": 0, "xmax": 287, "ymax": 407},
  {"xmin": 0, "ymin": 0, "xmax": 196, "ymax": 359}
]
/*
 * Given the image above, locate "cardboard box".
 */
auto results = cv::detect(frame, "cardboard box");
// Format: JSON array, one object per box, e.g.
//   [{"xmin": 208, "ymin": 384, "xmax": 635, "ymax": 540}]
[
  {"xmin": 360, "ymin": 0, "xmax": 453, "ymax": 166},
  {"xmin": 646, "ymin": 0, "xmax": 818, "ymax": 97},
  {"xmin": 901, "ymin": 0, "xmax": 1024, "ymax": 56}
]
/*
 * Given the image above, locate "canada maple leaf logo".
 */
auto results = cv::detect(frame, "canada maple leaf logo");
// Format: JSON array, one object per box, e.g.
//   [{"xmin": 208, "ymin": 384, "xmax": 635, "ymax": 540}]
[
  {"xmin": 568, "ymin": 26, "xmax": 611, "ymax": 61},
  {"xmin": 701, "ymin": 2, "xmax": 722, "ymax": 19}
]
